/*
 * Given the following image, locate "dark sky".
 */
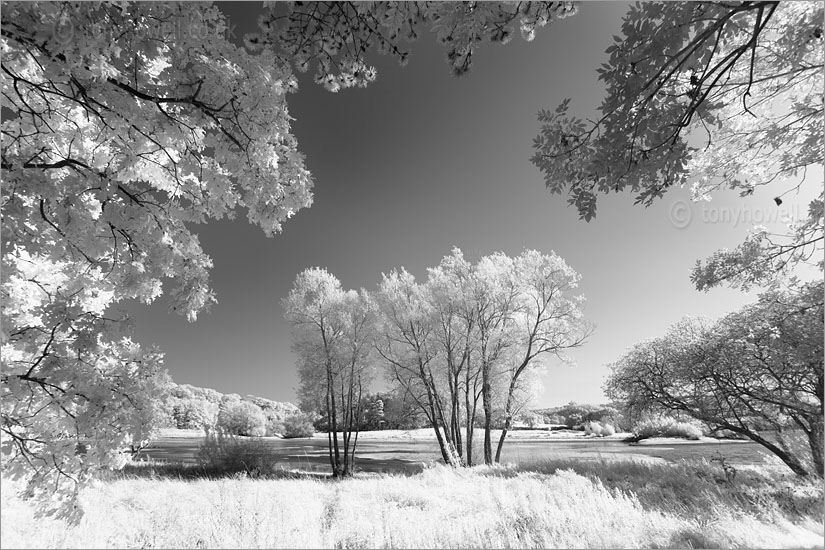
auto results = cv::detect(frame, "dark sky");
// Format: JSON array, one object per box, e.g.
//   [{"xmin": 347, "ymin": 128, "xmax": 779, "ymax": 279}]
[{"xmin": 125, "ymin": 2, "xmax": 820, "ymax": 407}]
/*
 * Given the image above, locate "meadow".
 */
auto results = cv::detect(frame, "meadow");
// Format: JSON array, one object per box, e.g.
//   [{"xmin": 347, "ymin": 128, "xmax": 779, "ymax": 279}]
[{"xmin": 2, "ymin": 430, "xmax": 823, "ymax": 549}]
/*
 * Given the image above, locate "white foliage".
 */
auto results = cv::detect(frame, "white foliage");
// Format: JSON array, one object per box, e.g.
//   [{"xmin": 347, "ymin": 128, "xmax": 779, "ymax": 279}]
[{"xmin": 1, "ymin": 2, "xmax": 313, "ymax": 518}]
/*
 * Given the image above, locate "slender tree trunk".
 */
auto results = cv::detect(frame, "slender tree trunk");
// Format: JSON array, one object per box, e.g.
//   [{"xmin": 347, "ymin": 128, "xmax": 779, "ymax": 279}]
[
  {"xmin": 417, "ymin": 365, "xmax": 453, "ymax": 465},
  {"xmin": 430, "ymin": 416, "xmax": 452, "ymax": 464},
  {"xmin": 424, "ymin": 363, "xmax": 459, "ymax": 465},
  {"xmin": 494, "ymin": 378, "xmax": 519, "ymax": 463},
  {"xmin": 328, "ymin": 369, "xmax": 342, "ymax": 477},
  {"xmin": 325, "ymin": 384, "xmax": 335, "ymax": 474},
  {"xmin": 349, "ymin": 379, "xmax": 363, "ymax": 474},
  {"xmin": 450, "ymin": 371, "xmax": 463, "ymax": 460},
  {"xmin": 481, "ymin": 364, "xmax": 493, "ymax": 465},
  {"xmin": 494, "ymin": 425, "xmax": 509, "ymax": 464},
  {"xmin": 464, "ymin": 386, "xmax": 474, "ymax": 466},
  {"xmin": 464, "ymin": 354, "xmax": 480, "ymax": 466},
  {"xmin": 341, "ymin": 374, "xmax": 350, "ymax": 476}
]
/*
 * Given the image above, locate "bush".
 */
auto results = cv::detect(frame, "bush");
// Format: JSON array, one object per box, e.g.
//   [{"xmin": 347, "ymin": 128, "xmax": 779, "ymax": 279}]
[
  {"xmin": 565, "ymin": 412, "xmax": 584, "ymax": 429},
  {"xmin": 217, "ymin": 401, "xmax": 266, "ymax": 437},
  {"xmin": 282, "ymin": 413, "xmax": 315, "ymax": 438},
  {"xmin": 633, "ymin": 414, "xmax": 703, "ymax": 441},
  {"xmin": 171, "ymin": 398, "xmax": 218, "ymax": 430},
  {"xmin": 583, "ymin": 421, "xmax": 616, "ymax": 437},
  {"xmin": 197, "ymin": 430, "xmax": 276, "ymax": 476},
  {"xmin": 266, "ymin": 418, "xmax": 286, "ymax": 437}
]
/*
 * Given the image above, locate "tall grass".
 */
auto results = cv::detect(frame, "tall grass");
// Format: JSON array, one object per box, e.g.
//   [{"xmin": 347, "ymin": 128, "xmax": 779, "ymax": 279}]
[{"xmin": 2, "ymin": 459, "xmax": 822, "ymax": 549}]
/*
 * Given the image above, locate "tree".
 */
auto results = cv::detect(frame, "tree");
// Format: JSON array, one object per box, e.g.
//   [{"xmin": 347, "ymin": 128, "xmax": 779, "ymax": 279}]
[
  {"xmin": 1, "ymin": 1, "xmax": 313, "ymax": 516},
  {"xmin": 381, "ymin": 390, "xmax": 427, "ymax": 430},
  {"xmin": 376, "ymin": 248, "xmax": 589, "ymax": 466},
  {"xmin": 171, "ymin": 397, "xmax": 219, "ymax": 430},
  {"xmin": 375, "ymin": 268, "xmax": 461, "ymax": 466},
  {"xmin": 426, "ymin": 248, "xmax": 480, "ymax": 464},
  {"xmin": 250, "ymin": 2, "xmax": 578, "ymax": 86},
  {"xmin": 494, "ymin": 249, "xmax": 590, "ymax": 461},
  {"xmin": 468, "ymin": 252, "xmax": 520, "ymax": 464},
  {"xmin": 283, "ymin": 268, "xmax": 374, "ymax": 477},
  {"xmin": 606, "ymin": 280, "xmax": 823, "ymax": 477},
  {"xmin": 1, "ymin": 338, "xmax": 171, "ymax": 520},
  {"xmin": 282, "ymin": 412, "xmax": 316, "ymax": 439},
  {"xmin": 216, "ymin": 401, "xmax": 267, "ymax": 437},
  {"xmin": 359, "ymin": 393, "xmax": 386, "ymax": 431},
  {"xmin": 530, "ymin": 2, "xmax": 823, "ymax": 289},
  {"xmin": 243, "ymin": 395, "xmax": 300, "ymax": 435}
]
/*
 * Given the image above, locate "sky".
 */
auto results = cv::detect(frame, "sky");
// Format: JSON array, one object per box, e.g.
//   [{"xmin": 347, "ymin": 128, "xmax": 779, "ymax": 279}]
[{"xmin": 124, "ymin": 2, "xmax": 821, "ymax": 408}]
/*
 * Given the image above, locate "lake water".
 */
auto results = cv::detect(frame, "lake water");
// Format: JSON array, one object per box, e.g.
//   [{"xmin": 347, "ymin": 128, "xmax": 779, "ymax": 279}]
[{"xmin": 136, "ymin": 435, "xmax": 769, "ymax": 475}]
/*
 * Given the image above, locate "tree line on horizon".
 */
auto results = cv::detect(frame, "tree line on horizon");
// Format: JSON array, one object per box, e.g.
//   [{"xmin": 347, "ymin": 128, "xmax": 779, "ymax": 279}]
[{"xmin": 159, "ymin": 381, "xmax": 428, "ymax": 436}]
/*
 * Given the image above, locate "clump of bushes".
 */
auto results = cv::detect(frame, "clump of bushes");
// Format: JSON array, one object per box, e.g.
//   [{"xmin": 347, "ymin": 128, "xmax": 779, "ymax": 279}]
[
  {"xmin": 282, "ymin": 413, "xmax": 315, "ymax": 438},
  {"xmin": 583, "ymin": 421, "xmax": 616, "ymax": 437},
  {"xmin": 266, "ymin": 418, "xmax": 286, "ymax": 437},
  {"xmin": 197, "ymin": 430, "xmax": 277, "ymax": 476},
  {"xmin": 217, "ymin": 401, "xmax": 267, "ymax": 437},
  {"xmin": 632, "ymin": 414, "xmax": 703, "ymax": 441}
]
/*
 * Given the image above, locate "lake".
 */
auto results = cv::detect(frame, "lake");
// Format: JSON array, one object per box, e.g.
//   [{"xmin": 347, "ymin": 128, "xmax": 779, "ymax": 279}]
[{"xmin": 135, "ymin": 433, "xmax": 769, "ymax": 475}]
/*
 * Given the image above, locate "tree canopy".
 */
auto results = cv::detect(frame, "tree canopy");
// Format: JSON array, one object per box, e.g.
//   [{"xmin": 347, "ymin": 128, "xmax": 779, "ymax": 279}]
[
  {"xmin": 1, "ymin": 2, "xmax": 315, "ymax": 519},
  {"xmin": 606, "ymin": 280, "xmax": 823, "ymax": 477},
  {"xmin": 376, "ymin": 247, "xmax": 589, "ymax": 466},
  {"xmin": 530, "ymin": 1, "xmax": 823, "ymax": 289}
]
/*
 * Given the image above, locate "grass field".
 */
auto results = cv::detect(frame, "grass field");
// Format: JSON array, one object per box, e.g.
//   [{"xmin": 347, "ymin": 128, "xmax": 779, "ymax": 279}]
[{"xmin": 2, "ymin": 447, "xmax": 823, "ymax": 549}]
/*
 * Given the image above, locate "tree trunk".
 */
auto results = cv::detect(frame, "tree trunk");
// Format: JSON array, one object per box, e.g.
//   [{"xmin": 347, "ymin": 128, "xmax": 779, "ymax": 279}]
[
  {"xmin": 420, "ymin": 374, "xmax": 454, "ymax": 465},
  {"xmin": 739, "ymin": 426, "xmax": 811, "ymax": 477},
  {"xmin": 328, "ymin": 371, "xmax": 342, "ymax": 477},
  {"xmin": 451, "ymin": 372, "xmax": 463, "ymax": 460},
  {"xmin": 430, "ymin": 417, "xmax": 452, "ymax": 464},
  {"xmin": 465, "ymin": 386, "xmax": 474, "ymax": 466},
  {"xmin": 341, "ymin": 375, "xmax": 351, "ymax": 476},
  {"xmin": 350, "ymin": 380, "xmax": 363, "ymax": 474},
  {"xmin": 807, "ymin": 415, "xmax": 824, "ymax": 477},
  {"xmin": 495, "ymin": 378, "xmax": 518, "ymax": 463},
  {"xmin": 494, "ymin": 426, "xmax": 508, "ymax": 463},
  {"xmin": 423, "ymin": 362, "xmax": 460, "ymax": 466},
  {"xmin": 325, "ymin": 382, "xmax": 336, "ymax": 475},
  {"xmin": 481, "ymin": 368, "xmax": 493, "ymax": 465}
]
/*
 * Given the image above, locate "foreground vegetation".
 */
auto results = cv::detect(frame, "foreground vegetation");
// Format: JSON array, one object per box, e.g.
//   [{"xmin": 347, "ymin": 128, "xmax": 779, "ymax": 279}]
[{"xmin": 3, "ymin": 458, "xmax": 822, "ymax": 549}]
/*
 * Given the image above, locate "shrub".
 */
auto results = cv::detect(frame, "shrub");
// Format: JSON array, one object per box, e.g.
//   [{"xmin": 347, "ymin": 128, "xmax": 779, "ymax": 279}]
[
  {"xmin": 266, "ymin": 418, "xmax": 286, "ymax": 437},
  {"xmin": 583, "ymin": 421, "xmax": 616, "ymax": 437},
  {"xmin": 171, "ymin": 398, "xmax": 218, "ymax": 430},
  {"xmin": 217, "ymin": 401, "xmax": 267, "ymax": 437},
  {"xmin": 545, "ymin": 414, "xmax": 564, "ymax": 425},
  {"xmin": 282, "ymin": 413, "xmax": 315, "ymax": 438},
  {"xmin": 708, "ymin": 427, "xmax": 748, "ymax": 440},
  {"xmin": 633, "ymin": 414, "xmax": 703, "ymax": 440},
  {"xmin": 565, "ymin": 412, "xmax": 584, "ymax": 429},
  {"xmin": 196, "ymin": 430, "xmax": 276, "ymax": 476}
]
